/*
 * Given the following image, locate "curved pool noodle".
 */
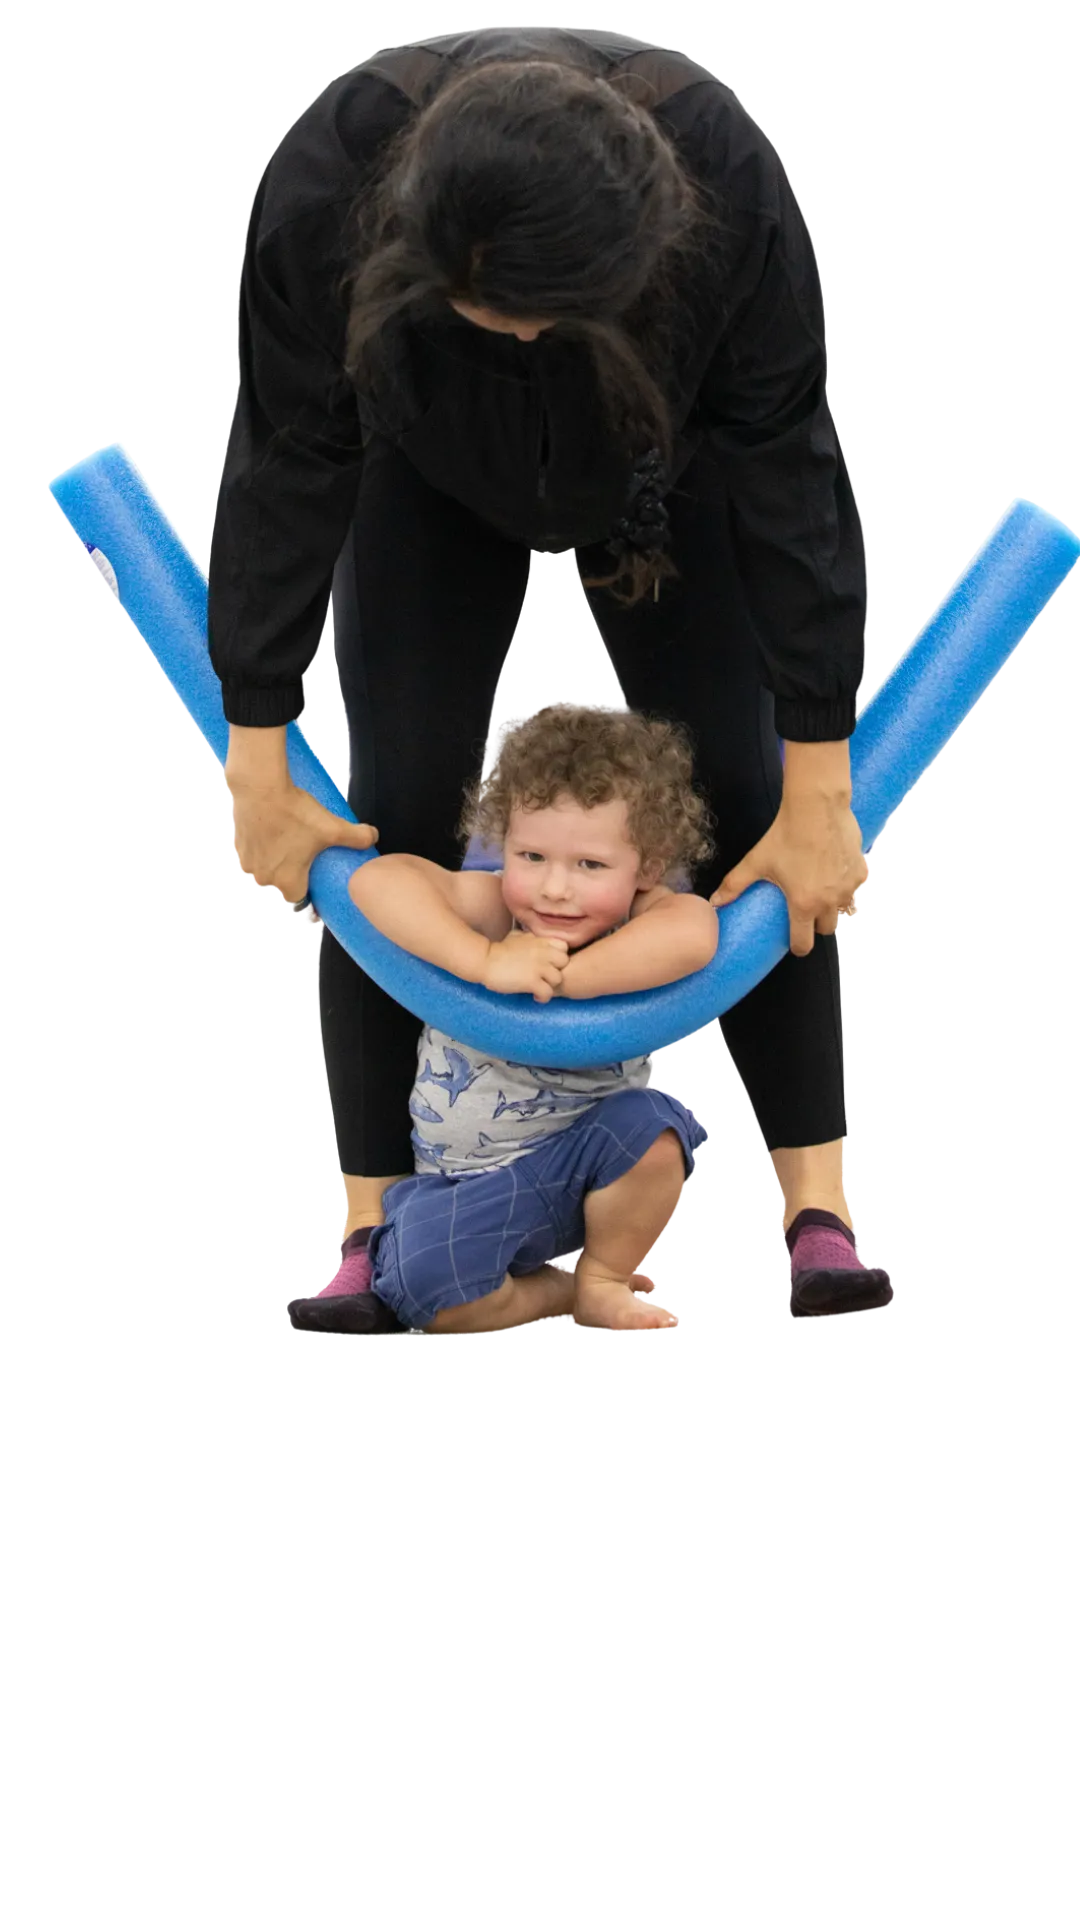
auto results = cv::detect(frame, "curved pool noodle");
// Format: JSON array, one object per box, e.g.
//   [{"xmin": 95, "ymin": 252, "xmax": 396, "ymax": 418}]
[{"xmin": 50, "ymin": 445, "xmax": 1078, "ymax": 1068}]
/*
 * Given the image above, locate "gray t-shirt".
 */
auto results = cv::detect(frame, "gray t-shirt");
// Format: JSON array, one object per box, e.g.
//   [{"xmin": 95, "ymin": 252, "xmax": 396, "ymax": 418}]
[{"xmin": 410, "ymin": 908, "xmax": 651, "ymax": 1175}]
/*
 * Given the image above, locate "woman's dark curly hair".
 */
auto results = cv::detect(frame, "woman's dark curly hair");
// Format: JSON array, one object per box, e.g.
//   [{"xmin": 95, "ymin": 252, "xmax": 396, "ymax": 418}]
[
  {"xmin": 338, "ymin": 54, "xmax": 733, "ymax": 608},
  {"xmin": 457, "ymin": 704, "xmax": 716, "ymax": 888}
]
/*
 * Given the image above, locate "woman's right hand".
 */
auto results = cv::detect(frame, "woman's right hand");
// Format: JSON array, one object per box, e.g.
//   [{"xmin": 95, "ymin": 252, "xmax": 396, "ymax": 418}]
[
  {"xmin": 232, "ymin": 784, "xmax": 379, "ymax": 902},
  {"xmin": 482, "ymin": 930, "xmax": 571, "ymax": 1002}
]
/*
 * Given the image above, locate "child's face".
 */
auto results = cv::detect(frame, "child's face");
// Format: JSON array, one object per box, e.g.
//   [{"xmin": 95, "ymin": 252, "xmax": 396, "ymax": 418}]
[{"xmin": 501, "ymin": 794, "xmax": 659, "ymax": 949}]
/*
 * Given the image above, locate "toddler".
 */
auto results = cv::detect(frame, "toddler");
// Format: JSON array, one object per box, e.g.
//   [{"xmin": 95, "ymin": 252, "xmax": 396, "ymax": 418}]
[{"xmin": 284, "ymin": 702, "xmax": 714, "ymax": 1336}]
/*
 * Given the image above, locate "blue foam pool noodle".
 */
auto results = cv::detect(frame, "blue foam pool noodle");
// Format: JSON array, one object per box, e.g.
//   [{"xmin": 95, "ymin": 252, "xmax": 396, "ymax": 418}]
[{"xmin": 50, "ymin": 445, "xmax": 1078, "ymax": 1067}]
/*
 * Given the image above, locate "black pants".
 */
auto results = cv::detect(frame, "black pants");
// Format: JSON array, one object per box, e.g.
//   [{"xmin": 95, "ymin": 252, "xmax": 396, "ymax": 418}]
[{"xmin": 320, "ymin": 434, "xmax": 846, "ymax": 1173}]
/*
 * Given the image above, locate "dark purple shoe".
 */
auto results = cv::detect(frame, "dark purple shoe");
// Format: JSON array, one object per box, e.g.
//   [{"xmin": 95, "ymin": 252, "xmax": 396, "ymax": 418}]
[
  {"xmin": 787, "ymin": 1207, "xmax": 893, "ymax": 1317},
  {"xmin": 278, "ymin": 1228, "xmax": 405, "ymax": 1336},
  {"xmin": 287, "ymin": 1290, "xmax": 409, "ymax": 1333}
]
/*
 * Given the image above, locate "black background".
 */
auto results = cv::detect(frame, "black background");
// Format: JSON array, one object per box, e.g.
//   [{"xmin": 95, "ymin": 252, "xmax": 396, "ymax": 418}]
[{"xmin": 48, "ymin": 33, "xmax": 1068, "ymax": 1351}]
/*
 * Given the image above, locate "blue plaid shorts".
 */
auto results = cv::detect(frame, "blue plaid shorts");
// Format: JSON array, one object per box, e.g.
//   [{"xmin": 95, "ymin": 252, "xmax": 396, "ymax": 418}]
[{"xmin": 367, "ymin": 1086, "xmax": 707, "ymax": 1329}]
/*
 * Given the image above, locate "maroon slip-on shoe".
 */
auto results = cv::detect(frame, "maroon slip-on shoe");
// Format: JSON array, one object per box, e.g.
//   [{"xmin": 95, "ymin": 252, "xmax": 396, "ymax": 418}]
[
  {"xmin": 287, "ymin": 1291, "xmax": 409, "ymax": 1333},
  {"xmin": 287, "ymin": 1224, "xmax": 408, "ymax": 1333},
  {"xmin": 787, "ymin": 1206, "xmax": 894, "ymax": 1317}
]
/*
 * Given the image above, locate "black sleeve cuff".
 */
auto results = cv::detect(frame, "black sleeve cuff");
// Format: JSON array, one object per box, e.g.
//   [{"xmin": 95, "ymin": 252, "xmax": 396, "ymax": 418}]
[
  {"xmin": 220, "ymin": 682, "xmax": 305, "ymax": 728},
  {"xmin": 773, "ymin": 694, "xmax": 857, "ymax": 743}
]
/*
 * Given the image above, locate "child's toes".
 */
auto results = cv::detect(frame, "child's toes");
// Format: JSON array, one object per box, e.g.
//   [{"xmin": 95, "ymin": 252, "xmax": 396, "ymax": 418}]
[
  {"xmin": 611, "ymin": 1305, "xmax": 668, "ymax": 1336},
  {"xmin": 641, "ymin": 1305, "xmax": 676, "ymax": 1336}
]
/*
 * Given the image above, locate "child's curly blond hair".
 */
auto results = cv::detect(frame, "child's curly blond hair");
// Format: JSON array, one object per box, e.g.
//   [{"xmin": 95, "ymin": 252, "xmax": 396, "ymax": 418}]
[{"xmin": 457, "ymin": 704, "xmax": 715, "ymax": 887}]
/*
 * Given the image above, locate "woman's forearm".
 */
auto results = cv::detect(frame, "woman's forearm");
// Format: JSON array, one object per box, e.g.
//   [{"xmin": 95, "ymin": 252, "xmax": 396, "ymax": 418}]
[
  {"xmin": 781, "ymin": 737, "xmax": 852, "ymax": 802},
  {"xmin": 223, "ymin": 721, "xmax": 290, "ymax": 787}
]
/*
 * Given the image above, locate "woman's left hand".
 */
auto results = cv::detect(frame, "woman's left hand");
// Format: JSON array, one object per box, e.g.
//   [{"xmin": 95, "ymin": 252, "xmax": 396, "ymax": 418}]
[{"xmin": 709, "ymin": 793, "xmax": 868, "ymax": 956}]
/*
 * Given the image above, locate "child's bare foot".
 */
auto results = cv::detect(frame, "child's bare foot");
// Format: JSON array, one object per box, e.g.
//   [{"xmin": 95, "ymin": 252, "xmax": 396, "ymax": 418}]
[{"xmin": 573, "ymin": 1254, "xmax": 677, "ymax": 1330}]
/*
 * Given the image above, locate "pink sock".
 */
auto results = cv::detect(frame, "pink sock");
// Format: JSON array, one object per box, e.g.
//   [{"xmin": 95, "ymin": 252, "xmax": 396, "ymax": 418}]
[
  {"xmin": 785, "ymin": 1207, "xmax": 893, "ymax": 1316},
  {"xmin": 786, "ymin": 1208, "xmax": 864, "ymax": 1276},
  {"xmin": 316, "ymin": 1225, "xmax": 374, "ymax": 1299}
]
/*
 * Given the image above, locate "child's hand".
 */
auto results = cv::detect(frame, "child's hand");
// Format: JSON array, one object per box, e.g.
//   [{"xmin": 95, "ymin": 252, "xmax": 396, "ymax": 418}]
[
  {"xmin": 507, "ymin": 933, "xmax": 576, "ymax": 1006},
  {"xmin": 499, "ymin": 929, "xmax": 572, "ymax": 1006},
  {"xmin": 495, "ymin": 929, "xmax": 580, "ymax": 1006},
  {"xmin": 483, "ymin": 931, "xmax": 570, "ymax": 1001}
]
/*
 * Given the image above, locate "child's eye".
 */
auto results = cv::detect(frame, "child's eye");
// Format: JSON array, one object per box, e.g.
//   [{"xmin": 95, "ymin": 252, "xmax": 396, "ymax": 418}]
[
  {"xmin": 518, "ymin": 856, "xmax": 607, "ymax": 871},
  {"xmin": 580, "ymin": 860, "xmax": 606, "ymax": 872}
]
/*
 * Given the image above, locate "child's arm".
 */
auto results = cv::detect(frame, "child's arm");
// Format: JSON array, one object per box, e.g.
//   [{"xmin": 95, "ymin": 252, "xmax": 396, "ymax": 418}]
[
  {"xmin": 349, "ymin": 854, "xmax": 512, "ymax": 981},
  {"xmin": 558, "ymin": 888, "xmax": 719, "ymax": 999}
]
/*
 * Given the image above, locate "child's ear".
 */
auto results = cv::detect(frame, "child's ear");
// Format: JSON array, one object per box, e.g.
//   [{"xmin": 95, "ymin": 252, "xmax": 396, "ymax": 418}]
[{"xmin": 638, "ymin": 858, "xmax": 666, "ymax": 891}]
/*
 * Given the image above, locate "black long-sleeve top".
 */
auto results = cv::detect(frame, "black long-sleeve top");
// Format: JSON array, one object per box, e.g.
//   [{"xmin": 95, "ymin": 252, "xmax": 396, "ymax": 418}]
[{"xmin": 208, "ymin": 28, "xmax": 866, "ymax": 742}]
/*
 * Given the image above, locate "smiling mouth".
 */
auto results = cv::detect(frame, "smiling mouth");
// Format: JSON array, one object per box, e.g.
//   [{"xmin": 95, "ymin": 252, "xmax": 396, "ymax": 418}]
[{"xmin": 537, "ymin": 912, "xmax": 584, "ymax": 922}]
